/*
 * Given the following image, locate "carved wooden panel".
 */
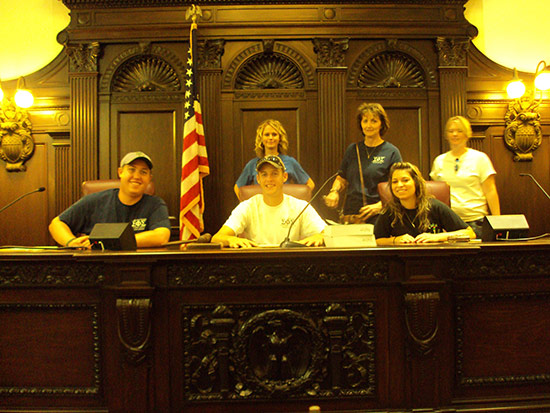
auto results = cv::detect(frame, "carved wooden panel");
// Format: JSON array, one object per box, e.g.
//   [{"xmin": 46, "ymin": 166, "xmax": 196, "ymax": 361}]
[{"xmin": 181, "ymin": 301, "xmax": 376, "ymax": 402}]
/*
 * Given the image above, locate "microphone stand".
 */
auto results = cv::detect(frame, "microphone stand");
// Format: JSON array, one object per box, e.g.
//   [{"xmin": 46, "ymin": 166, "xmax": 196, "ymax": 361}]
[
  {"xmin": 280, "ymin": 171, "xmax": 340, "ymax": 248},
  {"xmin": 0, "ymin": 187, "xmax": 46, "ymax": 215},
  {"xmin": 520, "ymin": 173, "xmax": 550, "ymax": 200}
]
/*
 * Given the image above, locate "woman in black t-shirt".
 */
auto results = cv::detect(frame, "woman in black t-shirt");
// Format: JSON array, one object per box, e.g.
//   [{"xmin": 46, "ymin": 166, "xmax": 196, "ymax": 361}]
[{"xmin": 374, "ymin": 162, "xmax": 475, "ymax": 245}]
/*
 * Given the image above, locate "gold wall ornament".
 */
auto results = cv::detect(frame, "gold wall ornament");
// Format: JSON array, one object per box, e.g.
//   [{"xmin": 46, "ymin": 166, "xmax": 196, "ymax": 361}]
[
  {"xmin": 504, "ymin": 92, "xmax": 542, "ymax": 162},
  {"xmin": 0, "ymin": 99, "xmax": 34, "ymax": 172}
]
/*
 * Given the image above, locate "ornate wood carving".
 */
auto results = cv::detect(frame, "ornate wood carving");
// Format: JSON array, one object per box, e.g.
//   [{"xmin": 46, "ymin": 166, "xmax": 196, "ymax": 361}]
[
  {"xmin": 358, "ymin": 52, "xmax": 425, "ymax": 88},
  {"xmin": 65, "ymin": 42, "xmax": 100, "ymax": 73},
  {"xmin": 504, "ymin": 95, "xmax": 542, "ymax": 161},
  {"xmin": 0, "ymin": 263, "xmax": 105, "ymax": 286},
  {"xmin": 348, "ymin": 39, "xmax": 436, "ymax": 88},
  {"xmin": 112, "ymin": 55, "xmax": 181, "ymax": 92},
  {"xmin": 313, "ymin": 38, "xmax": 349, "ymax": 68},
  {"xmin": 224, "ymin": 41, "xmax": 314, "ymax": 89},
  {"xmin": 167, "ymin": 260, "xmax": 389, "ymax": 287},
  {"xmin": 235, "ymin": 52, "xmax": 304, "ymax": 89},
  {"xmin": 404, "ymin": 292, "xmax": 439, "ymax": 356},
  {"xmin": 197, "ymin": 39, "xmax": 225, "ymax": 69},
  {"xmin": 0, "ymin": 303, "xmax": 101, "ymax": 396},
  {"xmin": 116, "ymin": 298, "xmax": 152, "ymax": 365},
  {"xmin": 0, "ymin": 99, "xmax": 34, "ymax": 172},
  {"xmin": 436, "ymin": 37, "xmax": 469, "ymax": 67},
  {"xmin": 182, "ymin": 301, "xmax": 375, "ymax": 401}
]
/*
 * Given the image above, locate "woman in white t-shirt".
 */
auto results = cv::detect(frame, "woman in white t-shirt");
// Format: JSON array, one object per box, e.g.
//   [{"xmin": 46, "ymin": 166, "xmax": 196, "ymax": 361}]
[{"xmin": 430, "ymin": 116, "xmax": 500, "ymax": 238}]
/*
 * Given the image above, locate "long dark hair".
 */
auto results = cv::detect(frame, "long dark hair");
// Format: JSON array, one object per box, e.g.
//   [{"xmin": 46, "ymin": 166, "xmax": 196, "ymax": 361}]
[{"xmin": 386, "ymin": 162, "xmax": 432, "ymax": 231}]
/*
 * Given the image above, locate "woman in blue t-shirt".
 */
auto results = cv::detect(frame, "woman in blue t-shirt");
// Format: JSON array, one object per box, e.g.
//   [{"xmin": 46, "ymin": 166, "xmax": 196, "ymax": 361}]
[{"xmin": 234, "ymin": 119, "xmax": 315, "ymax": 200}]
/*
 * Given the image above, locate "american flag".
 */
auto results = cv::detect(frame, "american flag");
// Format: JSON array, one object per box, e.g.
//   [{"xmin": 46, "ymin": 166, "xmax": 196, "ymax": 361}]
[{"xmin": 180, "ymin": 21, "xmax": 209, "ymax": 240}]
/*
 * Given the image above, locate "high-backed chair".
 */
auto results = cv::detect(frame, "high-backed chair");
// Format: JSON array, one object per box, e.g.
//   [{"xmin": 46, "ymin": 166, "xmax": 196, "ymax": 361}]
[
  {"xmin": 377, "ymin": 180, "xmax": 450, "ymax": 207},
  {"xmin": 238, "ymin": 184, "xmax": 312, "ymax": 202},
  {"xmin": 82, "ymin": 179, "xmax": 155, "ymax": 196}
]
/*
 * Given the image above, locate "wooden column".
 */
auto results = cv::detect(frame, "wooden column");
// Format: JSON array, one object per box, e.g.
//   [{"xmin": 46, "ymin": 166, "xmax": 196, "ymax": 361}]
[
  {"xmin": 314, "ymin": 38, "xmax": 349, "ymax": 179},
  {"xmin": 198, "ymin": 39, "xmax": 225, "ymax": 235},
  {"xmin": 66, "ymin": 42, "xmax": 100, "ymax": 202},
  {"xmin": 437, "ymin": 37, "xmax": 469, "ymax": 140}
]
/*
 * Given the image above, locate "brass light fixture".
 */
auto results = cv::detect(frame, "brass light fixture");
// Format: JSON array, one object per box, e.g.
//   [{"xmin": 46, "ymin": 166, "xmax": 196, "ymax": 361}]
[
  {"xmin": 0, "ymin": 76, "xmax": 35, "ymax": 171},
  {"xmin": 504, "ymin": 61, "xmax": 548, "ymax": 162}
]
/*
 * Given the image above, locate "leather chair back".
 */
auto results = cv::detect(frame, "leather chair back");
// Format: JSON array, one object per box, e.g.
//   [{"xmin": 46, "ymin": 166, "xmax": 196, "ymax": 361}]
[
  {"xmin": 239, "ymin": 184, "xmax": 312, "ymax": 202},
  {"xmin": 82, "ymin": 179, "xmax": 155, "ymax": 196},
  {"xmin": 377, "ymin": 180, "xmax": 450, "ymax": 207}
]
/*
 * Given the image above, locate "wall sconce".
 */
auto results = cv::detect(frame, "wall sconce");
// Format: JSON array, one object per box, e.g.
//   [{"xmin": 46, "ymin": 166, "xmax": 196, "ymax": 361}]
[
  {"xmin": 0, "ymin": 76, "xmax": 35, "ymax": 172},
  {"xmin": 0, "ymin": 76, "xmax": 34, "ymax": 108},
  {"xmin": 504, "ymin": 61, "xmax": 548, "ymax": 162}
]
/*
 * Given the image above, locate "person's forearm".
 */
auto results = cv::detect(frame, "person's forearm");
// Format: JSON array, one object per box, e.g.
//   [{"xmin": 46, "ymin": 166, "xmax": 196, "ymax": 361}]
[
  {"xmin": 486, "ymin": 191, "xmax": 500, "ymax": 215},
  {"xmin": 49, "ymin": 217, "xmax": 77, "ymax": 246},
  {"xmin": 135, "ymin": 228, "xmax": 171, "ymax": 247}
]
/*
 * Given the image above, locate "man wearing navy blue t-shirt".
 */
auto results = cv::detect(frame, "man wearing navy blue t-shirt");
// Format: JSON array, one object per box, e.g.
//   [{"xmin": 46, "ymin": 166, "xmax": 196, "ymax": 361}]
[{"xmin": 48, "ymin": 151, "xmax": 171, "ymax": 248}]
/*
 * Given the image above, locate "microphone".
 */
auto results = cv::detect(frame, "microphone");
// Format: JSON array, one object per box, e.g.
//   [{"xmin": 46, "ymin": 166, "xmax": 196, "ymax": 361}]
[
  {"xmin": 162, "ymin": 233, "xmax": 212, "ymax": 246},
  {"xmin": 280, "ymin": 171, "xmax": 341, "ymax": 248},
  {"xmin": 520, "ymin": 173, "xmax": 550, "ymax": 201},
  {"xmin": 0, "ymin": 187, "xmax": 46, "ymax": 215}
]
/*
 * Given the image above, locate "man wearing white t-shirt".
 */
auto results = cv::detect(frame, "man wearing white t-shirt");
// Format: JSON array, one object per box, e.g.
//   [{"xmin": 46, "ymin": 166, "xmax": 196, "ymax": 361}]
[{"xmin": 212, "ymin": 155, "xmax": 326, "ymax": 248}]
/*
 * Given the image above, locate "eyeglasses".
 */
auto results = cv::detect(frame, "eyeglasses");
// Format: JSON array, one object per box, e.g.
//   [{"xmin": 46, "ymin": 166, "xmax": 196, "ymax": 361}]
[
  {"xmin": 256, "ymin": 155, "xmax": 285, "ymax": 171},
  {"xmin": 454, "ymin": 158, "xmax": 460, "ymax": 173}
]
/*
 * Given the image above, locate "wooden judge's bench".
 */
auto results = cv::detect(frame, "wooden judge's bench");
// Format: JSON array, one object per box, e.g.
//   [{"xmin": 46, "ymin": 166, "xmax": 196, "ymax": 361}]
[{"xmin": 1, "ymin": 241, "xmax": 550, "ymax": 412}]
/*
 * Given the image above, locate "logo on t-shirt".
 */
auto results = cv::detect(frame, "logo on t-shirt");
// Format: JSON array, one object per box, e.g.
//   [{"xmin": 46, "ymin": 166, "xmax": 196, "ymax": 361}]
[
  {"xmin": 281, "ymin": 217, "xmax": 292, "ymax": 227},
  {"xmin": 132, "ymin": 218, "xmax": 147, "ymax": 232},
  {"xmin": 372, "ymin": 156, "xmax": 385, "ymax": 164}
]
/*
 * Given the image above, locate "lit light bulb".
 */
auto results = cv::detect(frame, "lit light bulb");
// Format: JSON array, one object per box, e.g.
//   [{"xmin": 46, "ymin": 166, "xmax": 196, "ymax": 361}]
[
  {"xmin": 506, "ymin": 80, "xmax": 526, "ymax": 99},
  {"xmin": 535, "ymin": 71, "xmax": 550, "ymax": 91},
  {"xmin": 14, "ymin": 89, "xmax": 34, "ymax": 108}
]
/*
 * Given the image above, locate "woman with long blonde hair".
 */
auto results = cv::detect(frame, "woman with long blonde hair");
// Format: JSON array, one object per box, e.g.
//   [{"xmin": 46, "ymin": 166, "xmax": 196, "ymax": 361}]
[
  {"xmin": 234, "ymin": 119, "xmax": 314, "ymax": 200},
  {"xmin": 374, "ymin": 162, "xmax": 475, "ymax": 245}
]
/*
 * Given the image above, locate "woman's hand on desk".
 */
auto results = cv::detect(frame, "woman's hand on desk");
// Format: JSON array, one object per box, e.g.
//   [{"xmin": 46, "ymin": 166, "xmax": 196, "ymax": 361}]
[
  {"xmin": 298, "ymin": 233, "xmax": 324, "ymax": 247},
  {"xmin": 226, "ymin": 236, "xmax": 258, "ymax": 248}
]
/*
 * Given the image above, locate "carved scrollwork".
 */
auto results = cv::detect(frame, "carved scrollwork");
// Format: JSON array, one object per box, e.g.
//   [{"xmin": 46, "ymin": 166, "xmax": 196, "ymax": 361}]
[
  {"xmin": 405, "ymin": 292, "xmax": 440, "ymax": 356},
  {"xmin": 358, "ymin": 52, "xmax": 425, "ymax": 88},
  {"xmin": 197, "ymin": 39, "xmax": 226, "ymax": 69},
  {"xmin": 0, "ymin": 99, "xmax": 34, "ymax": 171},
  {"xmin": 116, "ymin": 298, "xmax": 152, "ymax": 365},
  {"xmin": 112, "ymin": 55, "xmax": 181, "ymax": 92}
]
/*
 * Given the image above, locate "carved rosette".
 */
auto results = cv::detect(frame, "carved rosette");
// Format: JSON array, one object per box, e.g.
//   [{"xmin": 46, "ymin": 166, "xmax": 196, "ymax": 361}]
[
  {"xmin": 436, "ymin": 37, "xmax": 469, "ymax": 67},
  {"xmin": 405, "ymin": 292, "xmax": 440, "ymax": 356},
  {"xmin": 504, "ymin": 95, "xmax": 542, "ymax": 161},
  {"xmin": 313, "ymin": 38, "xmax": 349, "ymax": 67},
  {"xmin": 65, "ymin": 42, "xmax": 100, "ymax": 73},
  {"xmin": 116, "ymin": 298, "xmax": 152, "ymax": 365},
  {"xmin": 0, "ymin": 99, "xmax": 34, "ymax": 172}
]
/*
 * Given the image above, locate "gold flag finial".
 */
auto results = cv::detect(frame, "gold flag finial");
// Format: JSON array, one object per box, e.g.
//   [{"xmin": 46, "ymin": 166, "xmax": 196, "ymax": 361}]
[{"xmin": 186, "ymin": 5, "xmax": 202, "ymax": 24}]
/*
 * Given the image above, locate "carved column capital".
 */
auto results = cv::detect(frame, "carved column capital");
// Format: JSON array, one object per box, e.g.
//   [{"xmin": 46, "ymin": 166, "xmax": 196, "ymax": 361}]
[
  {"xmin": 197, "ymin": 39, "xmax": 225, "ymax": 69},
  {"xmin": 436, "ymin": 37, "xmax": 469, "ymax": 67},
  {"xmin": 66, "ymin": 42, "xmax": 101, "ymax": 73},
  {"xmin": 313, "ymin": 38, "xmax": 349, "ymax": 67}
]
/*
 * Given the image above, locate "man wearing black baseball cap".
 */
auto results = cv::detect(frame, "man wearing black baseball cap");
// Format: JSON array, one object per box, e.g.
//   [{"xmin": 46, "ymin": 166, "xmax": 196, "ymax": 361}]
[
  {"xmin": 49, "ymin": 151, "xmax": 171, "ymax": 248},
  {"xmin": 212, "ymin": 155, "xmax": 325, "ymax": 247}
]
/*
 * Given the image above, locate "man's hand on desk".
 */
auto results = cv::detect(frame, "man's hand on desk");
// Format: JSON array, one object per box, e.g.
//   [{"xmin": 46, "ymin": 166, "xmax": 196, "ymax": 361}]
[
  {"xmin": 66, "ymin": 235, "xmax": 91, "ymax": 249},
  {"xmin": 298, "ymin": 233, "xmax": 324, "ymax": 247}
]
